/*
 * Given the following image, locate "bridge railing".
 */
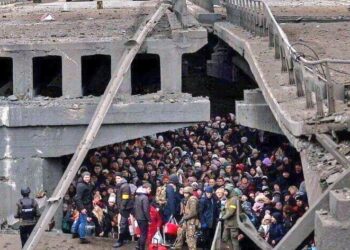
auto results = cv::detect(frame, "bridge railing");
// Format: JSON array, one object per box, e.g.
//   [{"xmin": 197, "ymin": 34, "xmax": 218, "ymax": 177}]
[
  {"xmin": 188, "ymin": 0, "xmax": 214, "ymax": 12},
  {"xmin": 0, "ymin": 0, "xmax": 18, "ymax": 5},
  {"xmin": 222, "ymin": 0, "xmax": 350, "ymax": 118}
]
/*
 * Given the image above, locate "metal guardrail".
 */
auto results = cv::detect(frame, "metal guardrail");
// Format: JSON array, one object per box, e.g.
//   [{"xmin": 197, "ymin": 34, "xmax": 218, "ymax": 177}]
[{"xmin": 222, "ymin": 0, "xmax": 350, "ymax": 118}]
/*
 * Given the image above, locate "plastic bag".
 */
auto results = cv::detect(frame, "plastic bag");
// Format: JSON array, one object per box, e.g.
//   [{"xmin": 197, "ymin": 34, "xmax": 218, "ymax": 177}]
[{"xmin": 152, "ymin": 228, "xmax": 164, "ymax": 244}]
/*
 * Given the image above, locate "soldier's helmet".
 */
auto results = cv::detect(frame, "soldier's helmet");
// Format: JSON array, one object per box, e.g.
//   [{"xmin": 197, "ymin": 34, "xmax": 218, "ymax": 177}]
[
  {"xmin": 224, "ymin": 183, "xmax": 235, "ymax": 194},
  {"xmin": 21, "ymin": 187, "xmax": 31, "ymax": 197}
]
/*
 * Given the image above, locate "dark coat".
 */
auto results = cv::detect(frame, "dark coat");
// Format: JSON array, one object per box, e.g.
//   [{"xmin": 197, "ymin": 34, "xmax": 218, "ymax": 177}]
[
  {"xmin": 134, "ymin": 187, "xmax": 151, "ymax": 222},
  {"xmin": 163, "ymin": 184, "xmax": 176, "ymax": 221},
  {"xmin": 74, "ymin": 179, "xmax": 93, "ymax": 212},
  {"xmin": 116, "ymin": 179, "xmax": 134, "ymax": 216},
  {"xmin": 199, "ymin": 196, "xmax": 220, "ymax": 229},
  {"xmin": 268, "ymin": 212, "xmax": 285, "ymax": 244}
]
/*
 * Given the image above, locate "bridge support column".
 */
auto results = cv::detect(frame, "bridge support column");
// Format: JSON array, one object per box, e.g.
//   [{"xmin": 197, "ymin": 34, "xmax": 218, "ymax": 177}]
[
  {"xmin": 0, "ymin": 157, "xmax": 63, "ymax": 226},
  {"xmin": 159, "ymin": 49, "xmax": 182, "ymax": 93},
  {"xmin": 315, "ymin": 189, "xmax": 350, "ymax": 249},
  {"xmin": 13, "ymin": 54, "xmax": 33, "ymax": 99},
  {"xmin": 62, "ymin": 53, "xmax": 82, "ymax": 98},
  {"xmin": 236, "ymin": 89, "xmax": 282, "ymax": 134},
  {"xmin": 112, "ymin": 55, "xmax": 131, "ymax": 95}
]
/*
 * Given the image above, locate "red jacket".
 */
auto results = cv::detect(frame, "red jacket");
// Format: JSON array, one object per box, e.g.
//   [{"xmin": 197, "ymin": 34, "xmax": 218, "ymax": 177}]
[{"xmin": 147, "ymin": 205, "xmax": 163, "ymax": 244}]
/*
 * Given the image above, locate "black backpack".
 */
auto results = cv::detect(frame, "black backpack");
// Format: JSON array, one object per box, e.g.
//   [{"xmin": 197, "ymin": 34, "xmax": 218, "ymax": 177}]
[{"xmin": 20, "ymin": 198, "xmax": 35, "ymax": 220}]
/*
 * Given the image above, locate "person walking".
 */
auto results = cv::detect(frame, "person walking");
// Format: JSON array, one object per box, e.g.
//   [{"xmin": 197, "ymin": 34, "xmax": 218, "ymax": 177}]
[
  {"xmin": 134, "ymin": 183, "xmax": 152, "ymax": 250},
  {"xmin": 72, "ymin": 171, "xmax": 93, "ymax": 244},
  {"xmin": 113, "ymin": 172, "xmax": 134, "ymax": 248},
  {"xmin": 15, "ymin": 187, "xmax": 40, "ymax": 247},
  {"xmin": 173, "ymin": 186, "xmax": 199, "ymax": 250},
  {"xmin": 221, "ymin": 183, "xmax": 240, "ymax": 250}
]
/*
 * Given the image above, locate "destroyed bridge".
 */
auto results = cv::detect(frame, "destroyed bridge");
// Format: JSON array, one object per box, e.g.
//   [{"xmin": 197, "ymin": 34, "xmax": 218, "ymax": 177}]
[{"xmin": 0, "ymin": 0, "xmax": 350, "ymax": 249}]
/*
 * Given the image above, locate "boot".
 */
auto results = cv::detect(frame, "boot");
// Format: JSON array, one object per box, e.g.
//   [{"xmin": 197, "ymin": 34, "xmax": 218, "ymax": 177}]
[
  {"xmin": 113, "ymin": 238, "xmax": 124, "ymax": 248},
  {"xmin": 80, "ymin": 238, "xmax": 90, "ymax": 244},
  {"xmin": 72, "ymin": 233, "xmax": 79, "ymax": 239}
]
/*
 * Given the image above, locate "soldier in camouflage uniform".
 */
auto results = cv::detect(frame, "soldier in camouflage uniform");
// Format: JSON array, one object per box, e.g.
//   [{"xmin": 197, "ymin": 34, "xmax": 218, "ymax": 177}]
[
  {"xmin": 221, "ymin": 183, "xmax": 240, "ymax": 250},
  {"xmin": 173, "ymin": 186, "xmax": 199, "ymax": 250}
]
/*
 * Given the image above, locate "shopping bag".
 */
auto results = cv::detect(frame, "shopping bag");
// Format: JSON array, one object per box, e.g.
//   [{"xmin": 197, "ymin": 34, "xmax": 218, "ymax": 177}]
[
  {"xmin": 152, "ymin": 228, "xmax": 164, "ymax": 244},
  {"xmin": 134, "ymin": 220, "xmax": 141, "ymax": 237},
  {"xmin": 148, "ymin": 244, "xmax": 168, "ymax": 250},
  {"xmin": 164, "ymin": 216, "xmax": 179, "ymax": 236}
]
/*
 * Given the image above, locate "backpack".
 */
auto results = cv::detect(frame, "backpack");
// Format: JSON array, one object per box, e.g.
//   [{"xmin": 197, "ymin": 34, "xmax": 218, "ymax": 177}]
[
  {"xmin": 20, "ymin": 198, "xmax": 35, "ymax": 221},
  {"xmin": 155, "ymin": 185, "xmax": 167, "ymax": 205}
]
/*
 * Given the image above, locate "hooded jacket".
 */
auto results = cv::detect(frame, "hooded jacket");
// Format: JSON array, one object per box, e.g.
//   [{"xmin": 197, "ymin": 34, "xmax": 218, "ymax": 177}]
[
  {"xmin": 134, "ymin": 187, "xmax": 151, "ymax": 222},
  {"xmin": 268, "ymin": 212, "xmax": 285, "ymax": 244},
  {"xmin": 199, "ymin": 195, "xmax": 220, "ymax": 229}
]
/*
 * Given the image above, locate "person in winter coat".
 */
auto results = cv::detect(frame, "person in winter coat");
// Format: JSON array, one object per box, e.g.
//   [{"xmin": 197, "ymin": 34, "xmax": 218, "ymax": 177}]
[
  {"xmin": 147, "ymin": 201, "xmax": 163, "ymax": 245},
  {"xmin": 221, "ymin": 183, "xmax": 240, "ymax": 250},
  {"xmin": 72, "ymin": 172, "xmax": 94, "ymax": 244},
  {"xmin": 113, "ymin": 172, "xmax": 134, "ymax": 248},
  {"xmin": 134, "ymin": 183, "xmax": 152, "ymax": 250},
  {"xmin": 199, "ymin": 186, "xmax": 220, "ymax": 250},
  {"xmin": 268, "ymin": 212, "xmax": 285, "ymax": 246},
  {"xmin": 258, "ymin": 213, "xmax": 271, "ymax": 240},
  {"xmin": 163, "ymin": 174, "xmax": 179, "ymax": 222}
]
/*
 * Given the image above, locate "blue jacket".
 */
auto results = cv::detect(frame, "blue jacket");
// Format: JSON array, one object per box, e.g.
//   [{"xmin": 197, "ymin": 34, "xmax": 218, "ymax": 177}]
[
  {"xmin": 199, "ymin": 196, "xmax": 220, "ymax": 229},
  {"xmin": 163, "ymin": 184, "xmax": 177, "ymax": 221},
  {"xmin": 268, "ymin": 223, "xmax": 285, "ymax": 244}
]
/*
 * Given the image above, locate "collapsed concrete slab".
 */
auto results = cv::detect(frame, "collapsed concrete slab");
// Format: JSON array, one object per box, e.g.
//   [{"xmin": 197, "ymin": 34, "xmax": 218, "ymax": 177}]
[
  {"xmin": 315, "ymin": 189, "xmax": 350, "ymax": 250},
  {"xmin": 0, "ymin": 1, "xmax": 210, "ymax": 223},
  {"xmin": 236, "ymin": 89, "xmax": 282, "ymax": 134}
]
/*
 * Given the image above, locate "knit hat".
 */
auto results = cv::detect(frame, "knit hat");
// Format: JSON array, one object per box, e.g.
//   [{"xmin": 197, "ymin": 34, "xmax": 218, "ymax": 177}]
[
  {"xmin": 81, "ymin": 171, "xmax": 91, "ymax": 178},
  {"xmin": 191, "ymin": 182, "xmax": 199, "ymax": 190},
  {"xmin": 262, "ymin": 158, "xmax": 272, "ymax": 167},
  {"xmin": 205, "ymin": 186, "xmax": 214, "ymax": 193},
  {"xmin": 194, "ymin": 162, "xmax": 201, "ymax": 168},
  {"xmin": 115, "ymin": 172, "xmax": 123, "ymax": 177},
  {"xmin": 169, "ymin": 174, "xmax": 179, "ymax": 184}
]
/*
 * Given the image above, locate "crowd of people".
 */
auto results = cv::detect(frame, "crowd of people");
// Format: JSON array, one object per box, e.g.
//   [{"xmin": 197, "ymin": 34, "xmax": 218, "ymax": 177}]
[{"xmin": 61, "ymin": 113, "xmax": 309, "ymax": 249}]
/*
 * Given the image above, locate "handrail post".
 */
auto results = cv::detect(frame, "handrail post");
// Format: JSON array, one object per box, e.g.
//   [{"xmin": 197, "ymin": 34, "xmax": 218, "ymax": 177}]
[
  {"xmin": 303, "ymin": 62, "xmax": 314, "ymax": 109},
  {"xmin": 324, "ymin": 62, "xmax": 336, "ymax": 114},
  {"xmin": 280, "ymin": 44, "xmax": 288, "ymax": 72},
  {"xmin": 274, "ymin": 35, "xmax": 281, "ymax": 59},
  {"xmin": 294, "ymin": 62, "xmax": 305, "ymax": 96},
  {"xmin": 268, "ymin": 23, "xmax": 274, "ymax": 47},
  {"xmin": 312, "ymin": 66, "xmax": 325, "ymax": 118}
]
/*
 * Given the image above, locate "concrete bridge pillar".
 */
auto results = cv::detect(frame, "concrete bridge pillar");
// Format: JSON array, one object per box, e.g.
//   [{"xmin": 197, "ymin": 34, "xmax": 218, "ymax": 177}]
[
  {"xmin": 315, "ymin": 189, "xmax": 350, "ymax": 249},
  {"xmin": 236, "ymin": 89, "xmax": 282, "ymax": 134},
  {"xmin": 62, "ymin": 53, "xmax": 82, "ymax": 98},
  {"xmin": 158, "ymin": 49, "xmax": 183, "ymax": 93},
  {"xmin": 13, "ymin": 54, "xmax": 33, "ymax": 99},
  {"xmin": 0, "ymin": 157, "xmax": 63, "ymax": 226},
  {"xmin": 112, "ymin": 55, "xmax": 131, "ymax": 95}
]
